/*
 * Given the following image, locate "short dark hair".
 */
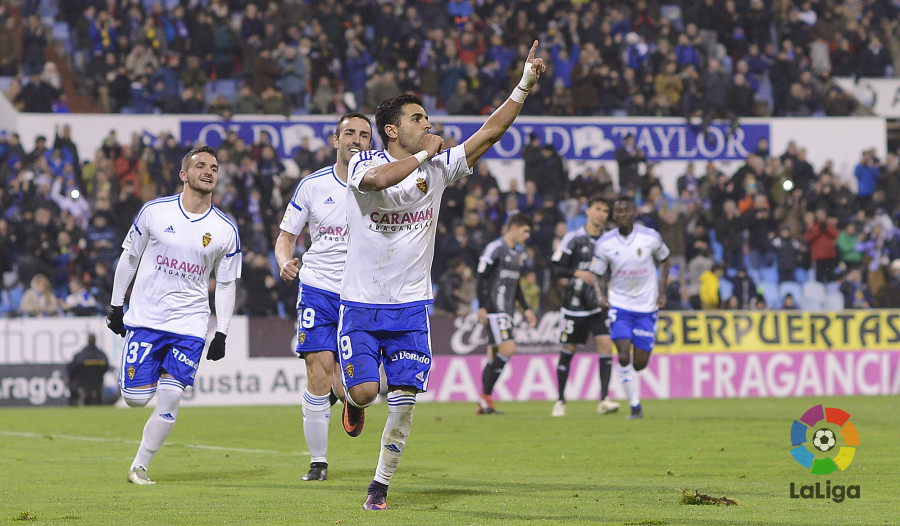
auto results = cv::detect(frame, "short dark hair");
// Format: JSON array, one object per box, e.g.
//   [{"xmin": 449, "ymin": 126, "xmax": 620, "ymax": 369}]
[
  {"xmin": 182, "ymin": 145, "xmax": 217, "ymax": 171},
  {"xmin": 588, "ymin": 194, "xmax": 609, "ymax": 209},
  {"xmin": 375, "ymin": 94, "xmax": 424, "ymax": 146},
  {"xmin": 614, "ymin": 195, "xmax": 634, "ymax": 208},
  {"xmin": 506, "ymin": 212, "xmax": 534, "ymax": 230},
  {"xmin": 335, "ymin": 112, "xmax": 372, "ymax": 137}
]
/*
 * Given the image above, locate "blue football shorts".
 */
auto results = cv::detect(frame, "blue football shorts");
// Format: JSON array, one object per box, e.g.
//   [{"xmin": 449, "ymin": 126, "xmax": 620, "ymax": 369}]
[
  {"xmin": 295, "ymin": 284, "xmax": 340, "ymax": 356},
  {"xmin": 607, "ymin": 307, "xmax": 658, "ymax": 352},
  {"xmin": 337, "ymin": 304, "xmax": 432, "ymax": 392},
  {"xmin": 118, "ymin": 327, "xmax": 206, "ymax": 388}
]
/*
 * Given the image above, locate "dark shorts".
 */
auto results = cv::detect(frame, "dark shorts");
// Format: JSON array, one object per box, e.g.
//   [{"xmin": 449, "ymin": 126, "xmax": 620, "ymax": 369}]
[
  {"xmin": 485, "ymin": 312, "xmax": 515, "ymax": 346},
  {"xmin": 559, "ymin": 309, "xmax": 609, "ymax": 345}
]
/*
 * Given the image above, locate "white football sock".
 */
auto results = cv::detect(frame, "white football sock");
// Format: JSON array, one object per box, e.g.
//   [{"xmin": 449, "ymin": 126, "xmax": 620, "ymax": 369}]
[
  {"xmin": 373, "ymin": 390, "xmax": 416, "ymax": 486},
  {"xmin": 301, "ymin": 390, "xmax": 331, "ymax": 464},
  {"xmin": 617, "ymin": 363, "xmax": 640, "ymax": 407},
  {"xmin": 131, "ymin": 378, "xmax": 185, "ymax": 471}
]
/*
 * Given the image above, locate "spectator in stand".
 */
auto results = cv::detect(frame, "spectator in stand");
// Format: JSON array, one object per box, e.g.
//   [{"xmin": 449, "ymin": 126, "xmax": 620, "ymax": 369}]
[
  {"xmin": 63, "ymin": 276, "xmax": 100, "ymax": 316},
  {"xmin": 857, "ymin": 35, "xmax": 892, "ymax": 78},
  {"xmin": 434, "ymin": 258, "xmax": 476, "ymax": 317},
  {"xmin": 882, "ymin": 259, "xmax": 900, "ymax": 308},
  {"xmin": 686, "ymin": 242, "xmax": 714, "ymax": 309},
  {"xmin": 615, "ymin": 133, "xmax": 645, "ymax": 193},
  {"xmin": 836, "ymin": 221, "xmax": 863, "ymax": 270},
  {"xmin": 805, "ymin": 207, "xmax": 839, "ymax": 283},
  {"xmin": 278, "ymin": 44, "xmax": 308, "ymax": 113},
  {"xmin": 0, "ymin": 15, "xmax": 19, "ymax": 76},
  {"xmin": 839, "ymin": 267, "xmax": 874, "ymax": 309},
  {"xmin": 15, "ymin": 72, "xmax": 59, "ymax": 113},
  {"xmin": 730, "ymin": 267, "xmax": 758, "ymax": 310},
  {"xmin": 854, "ymin": 148, "xmax": 881, "ymax": 209},
  {"xmin": 20, "ymin": 273, "xmax": 61, "ymax": 317},
  {"xmin": 698, "ymin": 264, "xmax": 724, "ymax": 310},
  {"xmin": 771, "ymin": 224, "xmax": 805, "ymax": 283}
]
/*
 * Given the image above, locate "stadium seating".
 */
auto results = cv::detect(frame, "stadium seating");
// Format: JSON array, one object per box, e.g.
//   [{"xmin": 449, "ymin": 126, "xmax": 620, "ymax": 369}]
[
  {"xmin": 759, "ymin": 280, "xmax": 781, "ymax": 308},
  {"xmin": 778, "ymin": 281, "xmax": 803, "ymax": 305},
  {"xmin": 823, "ymin": 291, "xmax": 845, "ymax": 310},
  {"xmin": 800, "ymin": 281, "xmax": 827, "ymax": 311}
]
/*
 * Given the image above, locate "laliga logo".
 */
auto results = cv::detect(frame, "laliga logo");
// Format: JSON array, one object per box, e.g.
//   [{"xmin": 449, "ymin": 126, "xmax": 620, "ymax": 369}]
[
  {"xmin": 790, "ymin": 404, "xmax": 859, "ymax": 474},
  {"xmin": 789, "ymin": 404, "xmax": 861, "ymax": 503}
]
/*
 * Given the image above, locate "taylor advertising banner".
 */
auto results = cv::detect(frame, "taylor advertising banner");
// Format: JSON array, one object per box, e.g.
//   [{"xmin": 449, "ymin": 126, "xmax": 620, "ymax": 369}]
[
  {"xmin": 179, "ymin": 119, "xmax": 769, "ymax": 162},
  {"xmin": 2, "ymin": 312, "xmax": 898, "ymax": 406}
]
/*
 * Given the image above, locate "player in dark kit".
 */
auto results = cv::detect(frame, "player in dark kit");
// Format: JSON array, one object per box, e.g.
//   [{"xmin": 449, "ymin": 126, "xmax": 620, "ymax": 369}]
[
  {"xmin": 550, "ymin": 195, "xmax": 620, "ymax": 417},
  {"xmin": 476, "ymin": 212, "xmax": 537, "ymax": 414}
]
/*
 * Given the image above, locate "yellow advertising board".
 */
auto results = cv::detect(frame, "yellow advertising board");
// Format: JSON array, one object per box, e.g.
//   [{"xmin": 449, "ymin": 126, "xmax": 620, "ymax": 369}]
[{"xmin": 655, "ymin": 310, "xmax": 900, "ymax": 354}]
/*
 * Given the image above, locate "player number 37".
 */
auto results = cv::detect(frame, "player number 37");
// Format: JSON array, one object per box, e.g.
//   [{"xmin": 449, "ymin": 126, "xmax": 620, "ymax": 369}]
[{"xmin": 125, "ymin": 341, "xmax": 153, "ymax": 364}]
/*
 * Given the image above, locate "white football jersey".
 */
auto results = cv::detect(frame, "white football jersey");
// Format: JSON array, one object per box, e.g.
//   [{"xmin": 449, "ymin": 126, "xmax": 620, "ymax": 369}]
[
  {"xmin": 121, "ymin": 194, "xmax": 242, "ymax": 338},
  {"xmin": 590, "ymin": 224, "xmax": 670, "ymax": 313},
  {"xmin": 280, "ymin": 164, "xmax": 347, "ymax": 294},
  {"xmin": 342, "ymin": 145, "xmax": 471, "ymax": 306}
]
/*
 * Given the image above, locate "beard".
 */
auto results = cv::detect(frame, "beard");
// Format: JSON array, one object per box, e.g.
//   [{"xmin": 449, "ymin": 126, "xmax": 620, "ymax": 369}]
[{"xmin": 184, "ymin": 175, "xmax": 214, "ymax": 195}]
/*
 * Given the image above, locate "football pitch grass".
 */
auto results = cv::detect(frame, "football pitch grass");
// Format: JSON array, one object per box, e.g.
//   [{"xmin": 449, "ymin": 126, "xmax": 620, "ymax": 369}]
[{"xmin": 1, "ymin": 396, "xmax": 897, "ymax": 525}]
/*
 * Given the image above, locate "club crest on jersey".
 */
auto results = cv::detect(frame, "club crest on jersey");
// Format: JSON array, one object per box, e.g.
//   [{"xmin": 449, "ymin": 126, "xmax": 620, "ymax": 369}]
[
  {"xmin": 202, "ymin": 232, "xmax": 212, "ymax": 247},
  {"xmin": 127, "ymin": 366, "xmax": 135, "ymax": 379},
  {"xmin": 416, "ymin": 177, "xmax": 427, "ymax": 194},
  {"xmin": 637, "ymin": 248, "xmax": 643, "ymax": 256},
  {"xmin": 298, "ymin": 331, "xmax": 306, "ymax": 344},
  {"xmin": 345, "ymin": 364, "xmax": 354, "ymax": 378}
]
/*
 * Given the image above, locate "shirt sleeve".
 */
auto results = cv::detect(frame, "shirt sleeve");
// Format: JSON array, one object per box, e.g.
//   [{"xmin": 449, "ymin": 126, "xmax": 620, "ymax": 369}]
[
  {"xmin": 590, "ymin": 242, "xmax": 608, "ymax": 275},
  {"xmin": 551, "ymin": 233, "xmax": 576, "ymax": 278},
  {"xmin": 347, "ymin": 150, "xmax": 382, "ymax": 194},
  {"xmin": 654, "ymin": 234, "xmax": 671, "ymax": 262},
  {"xmin": 122, "ymin": 204, "xmax": 152, "ymax": 256},
  {"xmin": 436, "ymin": 144, "xmax": 473, "ymax": 184},
  {"xmin": 215, "ymin": 228, "xmax": 242, "ymax": 283},
  {"xmin": 279, "ymin": 184, "xmax": 310, "ymax": 235}
]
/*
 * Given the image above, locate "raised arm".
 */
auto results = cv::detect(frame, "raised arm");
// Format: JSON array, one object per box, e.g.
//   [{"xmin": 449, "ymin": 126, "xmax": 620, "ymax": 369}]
[{"xmin": 463, "ymin": 40, "xmax": 546, "ymax": 167}]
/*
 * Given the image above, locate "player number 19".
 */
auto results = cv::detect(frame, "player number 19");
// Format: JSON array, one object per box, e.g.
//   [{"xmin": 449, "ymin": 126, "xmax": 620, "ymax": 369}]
[
  {"xmin": 301, "ymin": 308, "xmax": 315, "ymax": 328},
  {"xmin": 339, "ymin": 336, "xmax": 353, "ymax": 359}
]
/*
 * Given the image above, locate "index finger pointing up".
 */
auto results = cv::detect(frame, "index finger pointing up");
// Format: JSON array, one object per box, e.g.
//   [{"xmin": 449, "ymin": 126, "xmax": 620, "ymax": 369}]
[{"xmin": 527, "ymin": 40, "xmax": 539, "ymax": 62}]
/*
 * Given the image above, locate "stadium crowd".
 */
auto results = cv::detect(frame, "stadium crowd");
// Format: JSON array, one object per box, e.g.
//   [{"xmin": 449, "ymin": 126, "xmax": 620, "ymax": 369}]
[
  {"xmin": 1, "ymin": 121, "xmax": 899, "ymax": 318},
  {"xmin": 0, "ymin": 0, "xmax": 895, "ymax": 117},
  {"xmin": 1, "ymin": 0, "xmax": 900, "ymax": 319}
]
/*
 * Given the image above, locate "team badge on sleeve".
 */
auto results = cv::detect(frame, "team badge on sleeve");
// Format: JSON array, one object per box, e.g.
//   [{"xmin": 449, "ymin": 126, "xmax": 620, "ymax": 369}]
[
  {"xmin": 202, "ymin": 232, "xmax": 212, "ymax": 247},
  {"xmin": 416, "ymin": 177, "xmax": 427, "ymax": 194}
]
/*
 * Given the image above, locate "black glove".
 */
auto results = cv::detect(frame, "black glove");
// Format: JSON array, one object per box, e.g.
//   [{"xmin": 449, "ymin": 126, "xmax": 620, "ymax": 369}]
[
  {"xmin": 106, "ymin": 305, "xmax": 126, "ymax": 336},
  {"xmin": 206, "ymin": 332, "xmax": 227, "ymax": 361}
]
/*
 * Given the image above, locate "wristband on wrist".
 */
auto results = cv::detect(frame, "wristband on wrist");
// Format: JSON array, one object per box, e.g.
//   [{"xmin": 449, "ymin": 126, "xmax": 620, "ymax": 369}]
[
  {"xmin": 510, "ymin": 85, "xmax": 529, "ymax": 103},
  {"xmin": 413, "ymin": 150, "xmax": 429, "ymax": 165}
]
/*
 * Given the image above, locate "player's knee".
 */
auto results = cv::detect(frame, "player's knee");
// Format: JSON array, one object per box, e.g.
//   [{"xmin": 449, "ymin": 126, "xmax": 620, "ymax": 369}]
[
  {"xmin": 123, "ymin": 390, "xmax": 155, "ymax": 407},
  {"xmin": 633, "ymin": 356, "xmax": 650, "ymax": 371},
  {"xmin": 346, "ymin": 383, "xmax": 378, "ymax": 408}
]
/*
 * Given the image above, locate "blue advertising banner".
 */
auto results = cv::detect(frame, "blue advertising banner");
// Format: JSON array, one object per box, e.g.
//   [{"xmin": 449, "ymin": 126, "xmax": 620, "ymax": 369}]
[{"xmin": 180, "ymin": 119, "xmax": 769, "ymax": 163}]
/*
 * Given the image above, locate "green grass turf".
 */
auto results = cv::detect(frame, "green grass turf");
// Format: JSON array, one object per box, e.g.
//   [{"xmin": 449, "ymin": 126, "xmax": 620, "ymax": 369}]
[{"xmin": 1, "ymin": 396, "xmax": 897, "ymax": 525}]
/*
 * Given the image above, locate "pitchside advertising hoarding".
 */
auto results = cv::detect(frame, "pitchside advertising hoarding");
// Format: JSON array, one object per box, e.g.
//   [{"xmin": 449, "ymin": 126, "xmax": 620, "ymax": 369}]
[{"xmin": 2, "ymin": 311, "xmax": 899, "ymax": 406}]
